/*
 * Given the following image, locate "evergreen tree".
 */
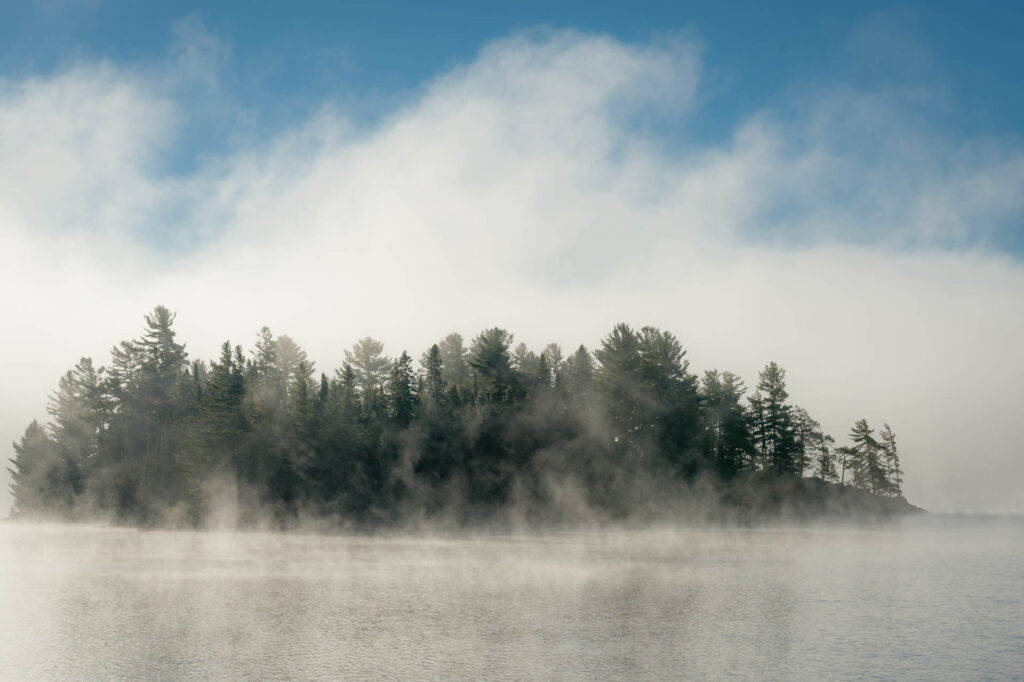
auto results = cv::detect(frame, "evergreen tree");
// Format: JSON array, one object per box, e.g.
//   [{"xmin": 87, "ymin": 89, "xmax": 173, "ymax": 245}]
[
  {"xmin": 138, "ymin": 305, "xmax": 188, "ymax": 412},
  {"xmin": 180, "ymin": 342, "xmax": 249, "ymax": 502},
  {"xmin": 879, "ymin": 423, "xmax": 903, "ymax": 497},
  {"xmin": 542, "ymin": 343, "xmax": 564, "ymax": 385},
  {"xmin": 106, "ymin": 340, "xmax": 144, "ymax": 407},
  {"xmin": 96, "ymin": 307, "xmax": 191, "ymax": 521},
  {"xmin": 790, "ymin": 406, "xmax": 824, "ymax": 476},
  {"xmin": 387, "ymin": 352, "xmax": 418, "ymax": 426},
  {"xmin": 594, "ymin": 323, "xmax": 643, "ymax": 447},
  {"xmin": 276, "ymin": 335, "xmax": 312, "ymax": 394},
  {"xmin": 437, "ymin": 333, "xmax": 469, "ymax": 386},
  {"xmin": 334, "ymin": 364, "xmax": 361, "ymax": 421},
  {"xmin": 345, "ymin": 337, "xmax": 389, "ymax": 403},
  {"xmin": 749, "ymin": 362, "xmax": 799, "ymax": 474},
  {"xmin": 533, "ymin": 352, "xmax": 552, "ymax": 393},
  {"xmin": 512, "ymin": 342, "xmax": 539, "ymax": 377},
  {"xmin": 815, "ymin": 434, "xmax": 839, "ymax": 482},
  {"xmin": 836, "ymin": 445, "xmax": 855, "ymax": 486},
  {"xmin": 468, "ymin": 328, "xmax": 517, "ymax": 405},
  {"xmin": 7, "ymin": 421, "xmax": 74, "ymax": 517},
  {"xmin": 47, "ymin": 358, "xmax": 104, "ymax": 474},
  {"xmin": 562, "ymin": 345, "xmax": 595, "ymax": 407},
  {"xmin": 252, "ymin": 327, "xmax": 278, "ymax": 378},
  {"xmin": 422, "ymin": 344, "xmax": 446, "ymax": 409},
  {"xmin": 636, "ymin": 326, "xmax": 701, "ymax": 474},
  {"xmin": 700, "ymin": 370, "xmax": 752, "ymax": 478},
  {"xmin": 849, "ymin": 419, "xmax": 887, "ymax": 494}
]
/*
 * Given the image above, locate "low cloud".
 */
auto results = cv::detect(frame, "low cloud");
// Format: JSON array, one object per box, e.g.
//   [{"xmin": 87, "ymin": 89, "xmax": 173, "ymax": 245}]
[{"xmin": 1, "ymin": 27, "xmax": 1021, "ymax": 514}]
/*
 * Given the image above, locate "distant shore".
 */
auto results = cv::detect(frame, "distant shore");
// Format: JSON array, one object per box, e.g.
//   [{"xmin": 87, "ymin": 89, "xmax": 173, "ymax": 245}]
[{"xmin": 717, "ymin": 472, "xmax": 924, "ymax": 523}]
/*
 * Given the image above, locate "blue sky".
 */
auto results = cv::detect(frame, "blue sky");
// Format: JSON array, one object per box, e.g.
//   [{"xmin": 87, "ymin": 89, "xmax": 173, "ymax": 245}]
[
  {"xmin": 0, "ymin": 2, "xmax": 1023, "ymax": 512},
  {"xmin": 2, "ymin": 1, "xmax": 1021, "ymax": 252}
]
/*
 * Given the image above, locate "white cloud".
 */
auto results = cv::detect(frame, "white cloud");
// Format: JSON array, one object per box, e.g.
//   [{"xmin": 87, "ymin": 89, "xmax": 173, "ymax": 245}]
[{"xmin": 1, "ymin": 29, "xmax": 1021, "ymax": 515}]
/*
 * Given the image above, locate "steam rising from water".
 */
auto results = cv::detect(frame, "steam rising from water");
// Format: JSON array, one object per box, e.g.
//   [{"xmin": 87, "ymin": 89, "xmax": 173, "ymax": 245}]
[{"xmin": 1, "ymin": 517, "xmax": 1020, "ymax": 679}]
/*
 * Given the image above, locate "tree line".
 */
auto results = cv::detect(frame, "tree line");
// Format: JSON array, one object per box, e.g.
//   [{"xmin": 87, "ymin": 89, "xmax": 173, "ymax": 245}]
[{"xmin": 8, "ymin": 306, "xmax": 907, "ymax": 526}]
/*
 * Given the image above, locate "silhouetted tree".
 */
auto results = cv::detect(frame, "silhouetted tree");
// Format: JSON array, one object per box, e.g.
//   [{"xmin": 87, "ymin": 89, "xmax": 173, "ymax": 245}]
[
  {"xmin": 749, "ymin": 362, "xmax": 799, "ymax": 474},
  {"xmin": 700, "ymin": 370, "xmax": 751, "ymax": 478},
  {"xmin": 879, "ymin": 423, "xmax": 903, "ymax": 497},
  {"xmin": 849, "ymin": 419, "xmax": 887, "ymax": 494}
]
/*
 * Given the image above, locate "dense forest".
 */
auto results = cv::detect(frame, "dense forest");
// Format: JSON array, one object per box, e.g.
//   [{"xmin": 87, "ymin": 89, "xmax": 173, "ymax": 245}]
[{"xmin": 8, "ymin": 306, "xmax": 912, "ymax": 527}]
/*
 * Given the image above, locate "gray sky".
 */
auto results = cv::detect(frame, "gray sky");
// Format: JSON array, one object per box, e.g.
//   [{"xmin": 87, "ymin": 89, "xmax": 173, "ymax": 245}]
[{"xmin": 1, "ymin": 30, "xmax": 1022, "ymax": 514}]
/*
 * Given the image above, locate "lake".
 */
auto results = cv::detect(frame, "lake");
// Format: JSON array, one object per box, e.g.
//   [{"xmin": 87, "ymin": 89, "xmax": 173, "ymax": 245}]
[{"xmin": 1, "ymin": 516, "xmax": 1021, "ymax": 680}]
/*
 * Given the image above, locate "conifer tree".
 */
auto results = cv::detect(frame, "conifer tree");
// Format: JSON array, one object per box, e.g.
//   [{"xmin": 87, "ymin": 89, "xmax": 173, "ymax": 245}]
[
  {"xmin": 749, "ymin": 362, "xmax": 799, "ymax": 474},
  {"xmin": 849, "ymin": 419, "xmax": 887, "ymax": 494},
  {"xmin": 48, "ymin": 358, "xmax": 104, "ymax": 472},
  {"xmin": 700, "ymin": 370, "xmax": 751, "ymax": 477},
  {"xmin": 512, "ymin": 342, "xmax": 539, "ymax": 378},
  {"xmin": 543, "ymin": 343, "xmax": 564, "ymax": 384},
  {"xmin": 7, "ymin": 421, "xmax": 73, "ymax": 517},
  {"xmin": 879, "ymin": 423, "xmax": 903, "ymax": 497},
  {"xmin": 815, "ymin": 434, "xmax": 839, "ymax": 482},
  {"xmin": 387, "ymin": 352, "xmax": 418, "ymax": 426},
  {"xmin": 636, "ymin": 326, "xmax": 701, "ymax": 473},
  {"xmin": 469, "ymin": 328, "xmax": 516, "ymax": 405},
  {"xmin": 422, "ymin": 344, "xmax": 445, "ymax": 409},
  {"xmin": 276, "ymin": 335, "xmax": 312, "ymax": 395},
  {"xmin": 594, "ymin": 323, "xmax": 642, "ymax": 446},
  {"xmin": 562, "ymin": 345, "xmax": 595, "ymax": 407},
  {"xmin": 138, "ymin": 305, "xmax": 188, "ymax": 411},
  {"xmin": 534, "ymin": 352, "xmax": 551, "ymax": 393},
  {"xmin": 437, "ymin": 333, "xmax": 469, "ymax": 386},
  {"xmin": 181, "ymin": 342, "xmax": 248, "ymax": 494},
  {"xmin": 345, "ymin": 337, "xmax": 389, "ymax": 400}
]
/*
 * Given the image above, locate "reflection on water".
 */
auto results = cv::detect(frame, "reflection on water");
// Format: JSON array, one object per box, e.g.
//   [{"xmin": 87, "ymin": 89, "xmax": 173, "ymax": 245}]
[{"xmin": 0, "ymin": 516, "xmax": 1021, "ymax": 680}]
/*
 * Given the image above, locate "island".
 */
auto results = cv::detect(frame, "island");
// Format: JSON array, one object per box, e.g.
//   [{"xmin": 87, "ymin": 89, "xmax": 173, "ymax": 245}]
[{"xmin": 8, "ymin": 306, "xmax": 920, "ymax": 528}]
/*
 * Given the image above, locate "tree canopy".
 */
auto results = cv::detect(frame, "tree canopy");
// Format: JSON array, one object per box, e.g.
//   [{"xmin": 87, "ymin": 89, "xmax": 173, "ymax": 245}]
[{"xmin": 8, "ymin": 307, "xmax": 912, "ymax": 526}]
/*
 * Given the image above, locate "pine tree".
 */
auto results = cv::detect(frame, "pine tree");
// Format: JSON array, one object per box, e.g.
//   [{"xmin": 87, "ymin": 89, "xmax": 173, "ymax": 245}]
[
  {"xmin": 47, "ymin": 358, "xmax": 104, "ymax": 473},
  {"xmin": 562, "ymin": 345, "xmax": 595, "ymax": 407},
  {"xmin": 468, "ymin": 328, "xmax": 517, "ymax": 405},
  {"xmin": 594, "ymin": 323, "xmax": 642, "ymax": 446},
  {"xmin": 107, "ymin": 340, "xmax": 144, "ymax": 406},
  {"xmin": 511, "ymin": 342, "xmax": 539, "ymax": 378},
  {"xmin": 437, "ymin": 333, "xmax": 469, "ymax": 386},
  {"xmin": 790, "ymin": 406, "xmax": 823, "ymax": 476},
  {"xmin": 7, "ymin": 421, "xmax": 72, "ymax": 517},
  {"xmin": 700, "ymin": 370, "xmax": 752, "ymax": 477},
  {"xmin": 138, "ymin": 305, "xmax": 188, "ymax": 411},
  {"xmin": 815, "ymin": 434, "xmax": 838, "ymax": 482},
  {"xmin": 334, "ymin": 364, "xmax": 361, "ymax": 422},
  {"xmin": 749, "ymin": 362, "xmax": 799, "ymax": 474},
  {"xmin": 276, "ymin": 335, "xmax": 312, "ymax": 395},
  {"xmin": 387, "ymin": 352, "xmax": 418, "ymax": 426},
  {"xmin": 879, "ymin": 423, "xmax": 903, "ymax": 497},
  {"xmin": 422, "ymin": 344, "xmax": 445, "ymax": 409},
  {"xmin": 534, "ymin": 352, "xmax": 551, "ymax": 393},
  {"xmin": 543, "ymin": 343, "xmax": 564, "ymax": 385},
  {"xmin": 849, "ymin": 419, "xmax": 887, "ymax": 494},
  {"xmin": 636, "ymin": 326, "xmax": 701, "ymax": 474},
  {"xmin": 345, "ymin": 337, "xmax": 389, "ymax": 400},
  {"xmin": 181, "ymin": 342, "xmax": 248, "ymax": 496}
]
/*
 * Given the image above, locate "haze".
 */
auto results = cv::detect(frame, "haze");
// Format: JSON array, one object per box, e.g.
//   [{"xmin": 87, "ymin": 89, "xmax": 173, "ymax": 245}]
[{"xmin": 2, "ymin": 11, "xmax": 1023, "ymax": 515}]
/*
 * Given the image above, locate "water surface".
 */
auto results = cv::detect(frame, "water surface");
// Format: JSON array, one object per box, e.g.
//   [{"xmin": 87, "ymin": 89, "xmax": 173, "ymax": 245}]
[{"xmin": 1, "ymin": 516, "xmax": 1020, "ymax": 680}]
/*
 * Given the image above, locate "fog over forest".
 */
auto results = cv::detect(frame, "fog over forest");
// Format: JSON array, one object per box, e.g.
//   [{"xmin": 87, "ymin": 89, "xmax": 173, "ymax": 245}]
[
  {"xmin": 9, "ymin": 306, "xmax": 919, "ymax": 527},
  {"xmin": 2, "ymin": 28, "xmax": 1023, "ymax": 515}
]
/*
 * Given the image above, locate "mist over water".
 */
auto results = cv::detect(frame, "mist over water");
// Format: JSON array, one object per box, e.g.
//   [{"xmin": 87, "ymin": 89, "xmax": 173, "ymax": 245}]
[{"xmin": 1, "ymin": 516, "xmax": 1020, "ymax": 680}]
